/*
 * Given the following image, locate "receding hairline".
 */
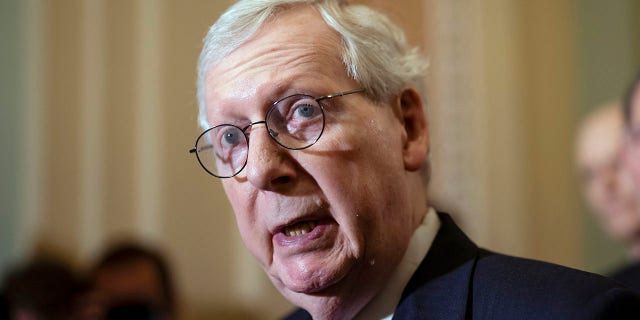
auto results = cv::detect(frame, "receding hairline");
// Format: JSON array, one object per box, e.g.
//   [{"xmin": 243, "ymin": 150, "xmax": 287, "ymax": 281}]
[
  {"xmin": 208, "ymin": 5, "xmax": 344, "ymax": 77},
  {"xmin": 202, "ymin": 6, "xmax": 359, "ymax": 116},
  {"xmin": 202, "ymin": 3, "xmax": 334, "ymax": 81}
]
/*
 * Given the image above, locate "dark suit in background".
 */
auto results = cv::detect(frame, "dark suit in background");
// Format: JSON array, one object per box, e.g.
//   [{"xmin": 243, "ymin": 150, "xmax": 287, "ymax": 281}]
[{"xmin": 611, "ymin": 262, "xmax": 640, "ymax": 292}]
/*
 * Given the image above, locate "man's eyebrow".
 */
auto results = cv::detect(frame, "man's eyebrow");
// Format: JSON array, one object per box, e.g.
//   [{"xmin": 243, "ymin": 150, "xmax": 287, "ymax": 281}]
[
  {"xmin": 267, "ymin": 82, "xmax": 311, "ymax": 100},
  {"xmin": 206, "ymin": 102, "xmax": 248, "ymax": 127}
]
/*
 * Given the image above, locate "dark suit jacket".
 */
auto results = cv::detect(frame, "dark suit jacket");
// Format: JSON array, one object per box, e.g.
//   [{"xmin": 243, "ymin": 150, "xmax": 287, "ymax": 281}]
[
  {"xmin": 284, "ymin": 213, "xmax": 640, "ymax": 319},
  {"xmin": 611, "ymin": 262, "xmax": 640, "ymax": 292}
]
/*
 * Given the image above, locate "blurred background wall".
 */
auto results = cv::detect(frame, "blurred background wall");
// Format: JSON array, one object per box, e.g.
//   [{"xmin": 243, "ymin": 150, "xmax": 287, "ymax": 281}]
[{"xmin": 0, "ymin": 0, "xmax": 638, "ymax": 319}]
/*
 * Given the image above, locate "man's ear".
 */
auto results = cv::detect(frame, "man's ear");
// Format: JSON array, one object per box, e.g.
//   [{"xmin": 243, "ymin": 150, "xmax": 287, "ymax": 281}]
[{"xmin": 398, "ymin": 88, "xmax": 429, "ymax": 171}]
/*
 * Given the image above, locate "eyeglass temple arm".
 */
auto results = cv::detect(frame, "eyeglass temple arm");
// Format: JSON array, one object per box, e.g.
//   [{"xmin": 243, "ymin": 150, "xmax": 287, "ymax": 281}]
[
  {"xmin": 317, "ymin": 88, "xmax": 365, "ymax": 101},
  {"xmin": 189, "ymin": 144, "xmax": 214, "ymax": 154}
]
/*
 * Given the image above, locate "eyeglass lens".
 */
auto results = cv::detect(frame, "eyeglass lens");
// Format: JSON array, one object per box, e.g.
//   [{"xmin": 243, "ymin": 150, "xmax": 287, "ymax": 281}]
[{"xmin": 194, "ymin": 94, "xmax": 325, "ymax": 178}]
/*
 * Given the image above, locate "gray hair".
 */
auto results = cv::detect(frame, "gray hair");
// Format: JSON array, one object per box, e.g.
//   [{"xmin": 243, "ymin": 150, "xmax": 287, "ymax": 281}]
[
  {"xmin": 196, "ymin": 0, "xmax": 429, "ymax": 129},
  {"xmin": 196, "ymin": 0, "xmax": 431, "ymax": 183}
]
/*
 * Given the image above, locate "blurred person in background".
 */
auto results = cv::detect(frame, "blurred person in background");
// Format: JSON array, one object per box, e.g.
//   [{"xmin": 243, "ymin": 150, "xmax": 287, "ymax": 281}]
[
  {"xmin": 623, "ymin": 72, "xmax": 640, "ymax": 191},
  {"xmin": 618, "ymin": 71, "xmax": 640, "ymax": 291},
  {"xmin": 0, "ymin": 257, "xmax": 85, "ymax": 320},
  {"xmin": 189, "ymin": 0, "xmax": 640, "ymax": 318},
  {"xmin": 575, "ymin": 103, "xmax": 640, "ymax": 284},
  {"xmin": 82, "ymin": 242, "xmax": 176, "ymax": 320}
]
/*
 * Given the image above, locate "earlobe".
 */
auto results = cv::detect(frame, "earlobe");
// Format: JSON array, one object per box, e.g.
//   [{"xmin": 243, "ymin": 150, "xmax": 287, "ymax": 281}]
[{"xmin": 399, "ymin": 88, "xmax": 430, "ymax": 171}]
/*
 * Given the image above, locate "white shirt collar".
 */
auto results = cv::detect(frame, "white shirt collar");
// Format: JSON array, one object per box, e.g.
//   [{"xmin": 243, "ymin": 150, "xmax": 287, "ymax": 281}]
[{"xmin": 355, "ymin": 207, "xmax": 441, "ymax": 320}]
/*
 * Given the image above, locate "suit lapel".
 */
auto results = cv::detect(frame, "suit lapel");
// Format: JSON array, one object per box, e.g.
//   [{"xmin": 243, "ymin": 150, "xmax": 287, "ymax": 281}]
[{"xmin": 394, "ymin": 213, "xmax": 479, "ymax": 320}]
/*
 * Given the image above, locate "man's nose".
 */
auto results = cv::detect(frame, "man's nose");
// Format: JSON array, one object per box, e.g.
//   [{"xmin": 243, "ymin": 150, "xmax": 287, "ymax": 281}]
[{"xmin": 245, "ymin": 126, "xmax": 297, "ymax": 191}]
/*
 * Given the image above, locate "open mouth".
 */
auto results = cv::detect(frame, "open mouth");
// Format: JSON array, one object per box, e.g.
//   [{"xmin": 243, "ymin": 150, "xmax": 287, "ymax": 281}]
[{"xmin": 283, "ymin": 220, "xmax": 318, "ymax": 237}]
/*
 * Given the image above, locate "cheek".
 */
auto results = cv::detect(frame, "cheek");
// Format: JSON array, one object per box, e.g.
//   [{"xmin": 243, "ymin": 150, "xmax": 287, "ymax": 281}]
[
  {"xmin": 312, "ymin": 111, "xmax": 406, "ymax": 201},
  {"xmin": 231, "ymin": 207, "xmax": 272, "ymax": 267},
  {"xmin": 586, "ymin": 181, "xmax": 602, "ymax": 200},
  {"xmin": 222, "ymin": 183, "xmax": 246, "ymax": 218},
  {"xmin": 222, "ymin": 184, "xmax": 263, "ymax": 249},
  {"xmin": 312, "ymin": 124, "xmax": 408, "ymax": 233}
]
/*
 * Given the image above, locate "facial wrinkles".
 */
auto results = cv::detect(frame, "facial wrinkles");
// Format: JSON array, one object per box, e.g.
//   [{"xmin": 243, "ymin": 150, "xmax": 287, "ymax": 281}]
[
  {"xmin": 207, "ymin": 12, "xmax": 349, "ymax": 128},
  {"xmin": 212, "ymin": 44, "xmax": 327, "ymax": 100},
  {"xmin": 210, "ymin": 9, "xmax": 392, "ymax": 307},
  {"xmin": 229, "ymin": 188, "xmax": 273, "ymax": 268},
  {"xmin": 226, "ymin": 170, "xmax": 325, "ymax": 266},
  {"xmin": 212, "ymin": 43, "xmax": 348, "ymax": 212},
  {"xmin": 232, "ymin": 44, "xmax": 317, "ymax": 79},
  {"xmin": 206, "ymin": 45, "xmax": 340, "ymax": 129}
]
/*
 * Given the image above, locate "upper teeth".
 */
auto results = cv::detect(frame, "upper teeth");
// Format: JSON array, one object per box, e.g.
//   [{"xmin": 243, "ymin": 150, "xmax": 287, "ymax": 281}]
[{"xmin": 284, "ymin": 221, "xmax": 317, "ymax": 237}]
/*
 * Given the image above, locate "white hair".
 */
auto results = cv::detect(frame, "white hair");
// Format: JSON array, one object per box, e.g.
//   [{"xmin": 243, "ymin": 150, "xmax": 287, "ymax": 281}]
[{"xmin": 196, "ymin": 0, "xmax": 429, "ymax": 129}]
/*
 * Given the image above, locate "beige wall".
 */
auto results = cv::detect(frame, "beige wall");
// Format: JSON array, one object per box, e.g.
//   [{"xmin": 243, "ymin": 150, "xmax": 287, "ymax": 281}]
[
  {"xmin": 421, "ymin": 0, "xmax": 581, "ymax": 267},
  {"xmin": 18, "ymin": 1, "xmax": 291, "ymax": 319},
  {"xmin": 7, "ymin": 0, "xmax": 636, "ymax": 319}
]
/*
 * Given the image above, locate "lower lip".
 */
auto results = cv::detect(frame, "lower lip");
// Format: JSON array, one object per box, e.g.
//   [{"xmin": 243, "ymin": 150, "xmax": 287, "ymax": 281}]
[{"xmin": 273, "ymin": 221, "xmax": 333, "ymax": 248}]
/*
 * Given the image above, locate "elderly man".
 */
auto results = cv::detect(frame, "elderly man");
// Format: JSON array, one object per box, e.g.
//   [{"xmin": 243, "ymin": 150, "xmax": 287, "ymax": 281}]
[{"xmin": 190, "ymin": 1, "xmax": 640, "ymax": 318}]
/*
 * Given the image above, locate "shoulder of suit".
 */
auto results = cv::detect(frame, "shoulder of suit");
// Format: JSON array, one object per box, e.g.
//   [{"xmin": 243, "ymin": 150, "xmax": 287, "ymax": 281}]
[{"xmin": 472, "ymin": 251, "xmax": 640, "ymax": 318}]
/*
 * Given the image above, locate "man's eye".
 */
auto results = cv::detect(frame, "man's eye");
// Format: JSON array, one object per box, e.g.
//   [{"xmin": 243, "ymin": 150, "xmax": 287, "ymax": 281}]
[
  {"xmin": 295, "ymin": 104, "xmax": 317, "ymax": 118},
  {"xmin": 221, "ymin": 128, "xmax": 242, "ymax": 147}
]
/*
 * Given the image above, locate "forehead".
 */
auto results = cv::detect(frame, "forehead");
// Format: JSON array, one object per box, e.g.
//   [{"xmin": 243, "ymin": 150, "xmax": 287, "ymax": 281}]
[
  {"xmin": 577, "ymin": 110, "xmax": 622, "ymax": 167},
  {"xmin": 204, "ymin": 6, "xmax": 349, "ymax": 114}
]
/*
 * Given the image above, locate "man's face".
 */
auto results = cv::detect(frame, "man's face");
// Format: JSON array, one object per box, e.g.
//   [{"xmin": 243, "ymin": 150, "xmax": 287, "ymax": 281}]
[
  {"xmin": 625, "ymin": 87, "xmax": 640, "ymax": 191},
  {"xmin": 203, "ymin": 7, "xmax": 423, "ymax": 311},
  {"xmin": 577, "ymin": 108, "xmax": 640, "ymax": 242}
]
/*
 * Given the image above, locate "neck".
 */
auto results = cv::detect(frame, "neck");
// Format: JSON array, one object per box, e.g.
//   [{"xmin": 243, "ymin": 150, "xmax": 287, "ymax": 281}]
[{"xmin": 408, "ymin": 175, "xmax": 429, "ymax": 228}]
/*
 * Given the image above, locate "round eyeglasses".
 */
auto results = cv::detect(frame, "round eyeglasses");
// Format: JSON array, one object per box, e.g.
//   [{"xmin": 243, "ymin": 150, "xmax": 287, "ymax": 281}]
[{"xmin": 190, "ymin": 88, "xmax": 365, "ymax": 178}]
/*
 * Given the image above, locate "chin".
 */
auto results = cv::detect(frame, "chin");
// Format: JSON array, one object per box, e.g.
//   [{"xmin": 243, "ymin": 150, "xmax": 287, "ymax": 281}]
[
  {"xmin": 272, "ymin": 251, "xmax": 358, "ymax": 292},
  {"xmin": 279, "ymin": 265, "xmax": 344, "ymax": 294},
  {"xmin": 270, "ymin": 258, "xmax": 361, "ymax": 301},
  {"xmin": 278, "ymin": 271, "xmax": 373, "ymax": 320}
]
